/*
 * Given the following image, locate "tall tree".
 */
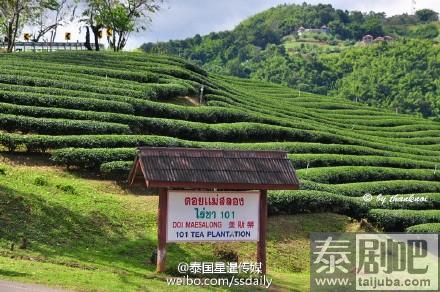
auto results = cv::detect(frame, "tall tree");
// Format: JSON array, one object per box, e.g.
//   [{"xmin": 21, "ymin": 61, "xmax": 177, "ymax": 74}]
[
  {"xmin": 0, "ymin": 0, "xmax": 56, "ymax": 52},
  {"xmin": 81, "ymin": 0, "xmax": 103, "ymax": 51},
  {"xmin": 0, "ymin": 0, "xmax": 30, "ymax": 52},
  {"xmin": 30, "ymin": 0, "xmax": 75, "ymax": 42},
  {"xmin": 95, "ymin": 0, "xmax": 163, "ymax": 51},
  {"xmin": 415, "ymin": 9, "xmax": 439, "ymax": 22}
]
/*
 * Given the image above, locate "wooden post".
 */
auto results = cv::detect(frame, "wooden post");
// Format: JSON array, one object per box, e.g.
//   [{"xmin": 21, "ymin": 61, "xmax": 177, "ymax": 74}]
[
  {"xmin": 257, "ymin": 189, "xmax": 268, "ymax": 274},
  {"xmin": 157, "ymin": 188, "xmax": 168, "ymax": 272}
]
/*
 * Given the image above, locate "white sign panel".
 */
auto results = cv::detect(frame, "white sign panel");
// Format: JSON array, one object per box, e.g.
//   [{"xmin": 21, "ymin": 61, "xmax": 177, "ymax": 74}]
[{"xmin": 167, "ymin": 190, "xmax": 260, "ymax": 242}]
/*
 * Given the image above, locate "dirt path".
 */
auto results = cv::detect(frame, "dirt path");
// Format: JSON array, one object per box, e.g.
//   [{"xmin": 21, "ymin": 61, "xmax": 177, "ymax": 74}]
[{"xmin": 0, "ymin": 280, "xmax": 68, "ymax": 292}]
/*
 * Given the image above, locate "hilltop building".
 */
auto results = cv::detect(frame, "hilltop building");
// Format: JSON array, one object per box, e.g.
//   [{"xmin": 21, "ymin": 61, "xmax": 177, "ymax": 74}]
[
  {"xmin": 362, "ymin": 35, "xmax": 374, "ymax": 44},
  {"xmin": 362, "ymin": 35, "xmax": 394, "ymax": 44},
  {"xmin": 297, "ymin": 25, "xmax": 329, "ymax": 36}
]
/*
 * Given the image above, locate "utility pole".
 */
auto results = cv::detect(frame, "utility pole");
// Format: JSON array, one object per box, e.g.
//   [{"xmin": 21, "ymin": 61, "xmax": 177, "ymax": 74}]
[{"xmin": 199, "ymin": 85, "xmax": 205, "ymax": 105}]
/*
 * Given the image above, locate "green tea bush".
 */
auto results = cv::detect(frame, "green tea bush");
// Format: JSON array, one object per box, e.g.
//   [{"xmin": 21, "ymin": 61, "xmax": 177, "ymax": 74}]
[
  {"xmin": 0, "ymin": 114, "xmax": 131, "ymax": 135},
  {"xmin": 268, "ymin": 190, "xmax": 369, "ymax": 219},
  {"xmin": 0, "ymin": 90, "xmax": 134, "ymax": 114},
  {"xmin": 302, "ymin": 179, "xmax": 440, "ymax": 197},
  {"xmin": 406, "ymin": 223, "xmax": 440, "ymax": 233},
  {"xmin": 51, "ymin": 148, "xmax": 137, "ymax": 169},
  {"xmin": 367, "ymin": 209, "xmax": 440, "ymax": 231},
  {"xmin": 100, "ymin": 161, "xmax": 134, "ymax": 177},
  {"xmin": 298, "ymin": 166, "xmax": 440, "ymax": 184}
]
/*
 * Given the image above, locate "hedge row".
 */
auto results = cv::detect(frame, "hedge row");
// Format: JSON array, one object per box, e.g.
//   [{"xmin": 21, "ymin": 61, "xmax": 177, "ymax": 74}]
[
  {"xmin": 288, "ymin": 154, "xmax": 437, "ymax": 169},
  {"xmin": 0, "ymin": 82, "xmax": 134, "ymax": 105},
  {"xmin": 207, "ymin": 91, "xmax": 440, "ymax": 160},
  {"xmin": 406, "ymin": 223, "xmax": 440, "ymax": 232},
  {"xmin": 0, "ymin": 67, "xmax": 148, "ymax": 95},
  {"xmin": 301, "ymin": 179, "xmax": 440, "ymax": 197},
  {"xmin": 145, "ymin": 83, "xmax": 190, "ymax": 100},
  {"xmin": 0, "ymin": 102, "xmax": 156, "ymax": 133},
  {"xmin": 99, "ymin": 161, "xmax": 133, "ymax": 177},
  {"xmin": 0, "ymin": 83, "xmax": 253, "ymax": 124},
  {"xmin": 0, "ymin": 114, "xmax": 130, "ymax": 136},
  {"xmin": 0, "ymin": 74, "xmax": 143, "ymax": 98},
  {"xmin": 0, "ymin": 104, "xmax": 352, "ymax": 143},
  {"xmin": 0, "ymin": 133, "xmax": 406, "ymax": 160},
  {"xmin": 367, "ymin": 209, "xmax": 440, "ymax": 231},
  {"xmin": 51, "ymin": 148, "xmax": 137, "ymax": 168},
  {"xmin": 357, "ymin": 129, "xmax": 440, "ymax": 138},
  {"xmin": 5, "ymin": 61, "xmax": 160, "ymax": 83},
  {"xmin": 46, "ymin": 147, "xmax": 440, "ymax": 171},
  {"xmin": 0, "ymin": 90, "xmax": 135, "ymax": 114},
  {"xmin": 0, "ymin": 134, "xmax": 191, "ymax": 152},
  {"xmin": 298, "ymin": 166, "xmax": 440, "ymax": 184},
  {"xmin": 3, "ymin": 65, "xmax": 197, "ymax": 101},
  {"xmin": 28, "ymin": 52, "xmax": 212, "ymax": 83},
  {"xmin": 267, "ymin": 190, "xmax": 368, "ymax": 219}
]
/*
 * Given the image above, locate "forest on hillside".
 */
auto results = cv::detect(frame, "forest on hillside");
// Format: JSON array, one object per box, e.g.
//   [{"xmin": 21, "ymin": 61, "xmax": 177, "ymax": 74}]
[{"xmin": 141, "ymin": 3, "xmax": 440, "ymax": 119}]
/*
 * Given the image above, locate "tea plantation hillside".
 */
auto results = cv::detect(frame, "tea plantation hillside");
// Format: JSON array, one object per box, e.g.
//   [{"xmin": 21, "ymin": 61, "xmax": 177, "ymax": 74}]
[{"xmin": 0, "ymin": 51, "xmax": 439, "ymax": 232}]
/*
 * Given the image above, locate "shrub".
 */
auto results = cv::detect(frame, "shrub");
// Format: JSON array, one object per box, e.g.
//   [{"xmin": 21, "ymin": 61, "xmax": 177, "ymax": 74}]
[
  {"xmin": 0, "ymin": 89, "xmax": 134, "ymax": 114},
  {"xmin": 268, "ymin": 190, "xmax": 369, "ymax": 219},
  {"xmin": 100, "ymin": 161, "xmax": 133, "ymax": 177},
  {"xmin": 51, "ymin": 148, "xmax": 137, "ymax": 169},
  {"xmin": 289, "ymin": 154, "xmax": 437, "ymax": 169},
  {"xmin": 301, "ymin": 179, "xmax": 440, "ymax": 197},
  {"xmin": 0, "ymin": 114, "xmax": 131, "ymax": 135},
  {"xmin": 406, "ymin": 223, "xmax": 440, "ymax": 233},
  {"xmin": 367, "ymin": 209, "xmax": 440, "ymax": 231},
  {"xmin": 0, "ymin": 133, "xmax": 21, "ymax": 151},
  {"xmin": 56, "ymin": 184, "xmax": 77, "ymax": 195},
  {"xmin": 33, "ymin": 176, "xmax": 48, "ymax": 186},
  {"xmin": 298, "ymin": 166, "xmax": 440, "ymax": 184}
]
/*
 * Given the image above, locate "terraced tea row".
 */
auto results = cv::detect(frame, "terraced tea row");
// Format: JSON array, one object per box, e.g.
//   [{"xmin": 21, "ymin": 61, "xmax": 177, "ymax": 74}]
[{"xmin": 0, "ymin": 51, "xmax": 439, "ymax": 232}]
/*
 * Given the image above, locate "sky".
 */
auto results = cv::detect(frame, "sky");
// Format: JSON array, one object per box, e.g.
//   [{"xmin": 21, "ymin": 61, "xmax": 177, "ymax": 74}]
[{"xmin": 31, "ymin": 0, "xmax": 440, "ymax": 50}]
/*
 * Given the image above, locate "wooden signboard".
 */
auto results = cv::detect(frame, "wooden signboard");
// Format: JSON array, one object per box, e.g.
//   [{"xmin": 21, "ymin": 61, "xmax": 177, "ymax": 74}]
[
  {"xmin": 157, "ymin": 189, "xmax": 268, "ymax": 274},
  {"xmin": 128, "ymin": 147, "xmax": 299, "ymax": 275}
]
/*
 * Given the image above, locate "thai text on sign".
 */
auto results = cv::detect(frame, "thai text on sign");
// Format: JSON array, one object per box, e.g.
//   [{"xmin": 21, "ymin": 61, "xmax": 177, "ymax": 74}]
[{"xmin": 167, "ymin": 190, "xmax": 260, "ymax": 242}]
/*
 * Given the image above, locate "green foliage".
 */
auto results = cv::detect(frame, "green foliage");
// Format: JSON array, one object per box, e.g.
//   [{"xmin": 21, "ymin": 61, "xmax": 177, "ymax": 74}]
[
  {"xmin": 140, "ymin": 4, "xmax": 440, "ymax": 119},
  {"xmin": 415, "ymin": 9, "xmax": 439, "ymax": 22},
  {"xmin": 0, "ymin": 50, "xmax": 440, "ymax": 233},
  {"xmin": 92, "ymin": 0, "xmax": 162, "ymax": 51},
  {"xmin": 302, "ymin": 180, "xmax": 440, "ymax": 197},
  {"xmin": 298, "ymin": 166, "xmax": 440, "ymax": 184},
  {"xmin": 56, "ymin": 184, "xmax": 77, "ymax": 195},
  {"xmin": 367, "ymin": 209, "xmax": 440, "ymax": 231},
  {"xmin": 51, "ymin": 148, "xmax": 137, "ymax": 169},
  {"xmin": 328, "ymin": 39, "xmax": 440, "ymax": 118},
  {"xmin": 268, "ymin": 190, "xmax": 368, "ymax": 218},
  {"xmin": 409, "ymin": 23, "xmax": 439, "ymax": 39},
  {"xmin": 33, "ymin": 176, "xmax": 49, "ymax": 186},
  {"xmin": 99, "ymin": 161, "xmax": 133, "ymax": 177},
  {"xmin": 406, "ymin": 223, "xmax": 440, "ymax": 233},
  {"xmin": 0, "ymin": 113, "xmax": 131, "ymax": 135},
  {"xmin": 141, "ymin": 3, "xmax": 393, "ymax": 78}
]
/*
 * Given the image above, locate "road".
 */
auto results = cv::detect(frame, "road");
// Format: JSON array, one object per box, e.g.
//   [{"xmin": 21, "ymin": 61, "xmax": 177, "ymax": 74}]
[{"xmin": 0, "ymin": 280, "xmax": 68, "ymax": 292}]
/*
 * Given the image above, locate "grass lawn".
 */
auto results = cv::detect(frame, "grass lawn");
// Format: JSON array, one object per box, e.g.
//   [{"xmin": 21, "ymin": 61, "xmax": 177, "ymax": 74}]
[{"xmin": 0, "ymin": 154, "xmax": 364, "ymax": 291}]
